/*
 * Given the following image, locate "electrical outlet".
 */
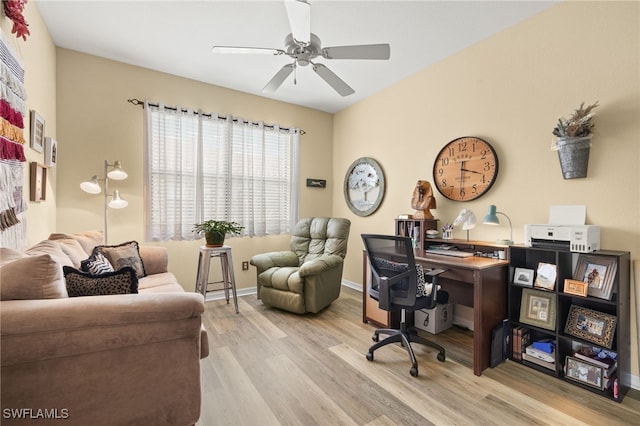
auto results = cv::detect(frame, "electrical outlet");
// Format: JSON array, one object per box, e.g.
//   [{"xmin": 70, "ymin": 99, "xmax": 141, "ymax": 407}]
[{"xmin": 242, "ymin": 261, "xmax": 249, "ymax": 271}]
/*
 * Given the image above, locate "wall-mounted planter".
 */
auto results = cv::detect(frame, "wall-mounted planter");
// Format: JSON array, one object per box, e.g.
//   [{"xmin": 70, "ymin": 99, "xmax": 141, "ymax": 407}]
[{"xmin": 555, "ymin": 136, "xmax": 591, "ymax": 179}]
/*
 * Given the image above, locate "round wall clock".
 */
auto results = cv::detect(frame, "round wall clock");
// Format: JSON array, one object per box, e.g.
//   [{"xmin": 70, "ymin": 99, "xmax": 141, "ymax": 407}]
[
  {"xmin": 432, "ymin": 136, "xmax": 499, "ymax": 202},
  {"xmin": 344, "ymin": 157, "xmax": 385, "ymax": 216}
]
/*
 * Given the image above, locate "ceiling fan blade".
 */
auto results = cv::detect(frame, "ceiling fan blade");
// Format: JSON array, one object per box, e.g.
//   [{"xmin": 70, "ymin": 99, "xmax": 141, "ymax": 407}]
[
  {"xmin": 322, "ymin": 44, "xmax": 391, "ymax": 60},
  {"xmin": 212, "ymin": 46, "xmax": 284, "ymax": 55},
  {"xmin": 312, "ymin": 63, "xmax": 355, "ymax": 97},
  {"xmin": 285, "ymin": 0, "xmax": 311, "ymax": 45},
  {"xmin": 262, "ymin": 63, "xmax": 296, "ymax": 93}
]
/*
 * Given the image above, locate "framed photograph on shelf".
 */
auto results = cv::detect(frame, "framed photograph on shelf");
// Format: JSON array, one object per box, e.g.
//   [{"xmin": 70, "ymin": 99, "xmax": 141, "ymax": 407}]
[
  {"xmin": 574, "ymin": 255, "xmax": 617, "ymax": 300},
  {"xmin": 44, "ymin": 137, "xmax": 57, "ymax": 167},
  {"xmin": 30, "ymin": 110, "xmax": 45, "ymax": 153},
  {"xmin": 534, "ymin": 262, "xmax": 557, "ymax": 291},
  {"xmin": 564, "ymin": 356, "xmax": 604, "ymax": 390},
  {"xmin": 519, "ymin": 288, "xmax": 556, "ymax": 331},
  {"xmin": 513, "ymin": 267, "xmax": 534, "ymax": 287},
  {"xmin": 29, "ymin": 162, "xmax": 47, "ymax": 202},
  {"xmin": 564, "ymin": 305, "xmax": 616, "ymax": 349},
  {"xmin": 563, "ymin": 279, "xmax": 588, "ymax": 297}
]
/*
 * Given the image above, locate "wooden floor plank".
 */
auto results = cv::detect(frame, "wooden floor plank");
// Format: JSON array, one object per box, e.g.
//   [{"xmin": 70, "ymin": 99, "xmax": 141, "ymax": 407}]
[{"xmin": 197, "ymin": 287, "xmax": 640, "ymax": 425}]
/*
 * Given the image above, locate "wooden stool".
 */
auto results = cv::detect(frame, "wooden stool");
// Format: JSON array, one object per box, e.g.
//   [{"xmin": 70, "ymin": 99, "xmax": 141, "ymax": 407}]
[{"xmin": 195, "ymin": 245, "xmax": 238, "ymax": 313}]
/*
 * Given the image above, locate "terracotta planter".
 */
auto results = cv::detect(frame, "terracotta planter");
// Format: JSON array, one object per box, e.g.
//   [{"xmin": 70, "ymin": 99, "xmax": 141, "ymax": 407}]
[{"xmin": 555, "ymin": 136, "xmax": 591, "ymax": 179}]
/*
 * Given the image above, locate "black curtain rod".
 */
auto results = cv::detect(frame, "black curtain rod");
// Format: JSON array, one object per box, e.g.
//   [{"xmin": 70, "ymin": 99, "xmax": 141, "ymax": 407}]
[{"xmin": 127, "ymin": 98, "xmax": 305, "ymax": 135}]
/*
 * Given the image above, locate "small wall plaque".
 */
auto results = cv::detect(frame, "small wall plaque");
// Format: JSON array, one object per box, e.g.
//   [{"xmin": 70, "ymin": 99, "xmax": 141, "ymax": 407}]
[{"xmin": 306, "ymin": 178, "xmax": 326, "ymax": 188}]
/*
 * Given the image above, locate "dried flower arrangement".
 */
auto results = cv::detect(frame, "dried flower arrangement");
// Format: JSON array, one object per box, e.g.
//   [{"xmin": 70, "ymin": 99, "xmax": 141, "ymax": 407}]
[{"xmin": 552, "ymin": 101, "xmax": 599, "ymax": 138}]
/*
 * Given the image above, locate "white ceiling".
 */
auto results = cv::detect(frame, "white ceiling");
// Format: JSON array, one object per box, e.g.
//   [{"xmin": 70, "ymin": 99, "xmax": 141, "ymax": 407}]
[{"xmin": 36, "ymin": 0, "xmax": 557, "ymax": 114}]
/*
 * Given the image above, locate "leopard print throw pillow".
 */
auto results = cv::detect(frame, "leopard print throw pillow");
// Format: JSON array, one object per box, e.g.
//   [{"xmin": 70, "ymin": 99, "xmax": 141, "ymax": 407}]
[{"xmin": 63, "ymin": 266, "xmax": 139, "ymax": 297}]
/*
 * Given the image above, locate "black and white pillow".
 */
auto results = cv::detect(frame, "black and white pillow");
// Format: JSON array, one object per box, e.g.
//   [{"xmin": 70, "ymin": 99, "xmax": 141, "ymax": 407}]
[
  {"xmin": 372, "ymin": 257, "xmax": 434, "ymax": 297},
  {"xmin": 81, "ymin": 252, "xmax": 114, "ymax": 275},
  {"xmin": 93, "ymin": 241, "xmax": 146, "ymax": 278},
  {"xmin": 63, "ymin": 266, "xmax": 139, "ymax": 297}
]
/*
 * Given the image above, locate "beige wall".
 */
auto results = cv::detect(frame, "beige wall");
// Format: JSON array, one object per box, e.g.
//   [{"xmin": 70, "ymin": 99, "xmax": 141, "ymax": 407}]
[
  {"xmin": 333, "ymin": 2, "xmax": 639, "ymax": 379},
  {"xmin": 55, "ymin": 49, "xmax": 334, "ymax": 291},
  {"xmin": 1, "ymin": 2, "xmax": 57, "ymax": 245}
]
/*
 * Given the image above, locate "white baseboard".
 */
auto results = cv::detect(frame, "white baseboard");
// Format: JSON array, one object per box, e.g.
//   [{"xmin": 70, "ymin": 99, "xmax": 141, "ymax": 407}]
[{"xmin": 204, "ymin": 286, "xmax": 256, "ymax": 302}]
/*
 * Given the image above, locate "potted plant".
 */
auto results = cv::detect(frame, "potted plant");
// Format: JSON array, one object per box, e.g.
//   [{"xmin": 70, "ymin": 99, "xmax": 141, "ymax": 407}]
[
  {"xmin": 551, "ymin": 101, "xmax": 599, "ymax": 179},
  {"xmin": 193, "ymin": 220, "xmax": 244, "ymax": 247}
]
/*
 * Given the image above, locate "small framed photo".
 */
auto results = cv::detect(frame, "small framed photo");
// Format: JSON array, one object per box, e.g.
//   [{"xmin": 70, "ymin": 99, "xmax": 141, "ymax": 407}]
[
  {"xmin": 534, "ymin": 262, "xmax": 557, "ymax": 291},
  {"xmin": 513, "ymin": 267, "xmax": 534, "ymax": 287},
  {"xmin": 44, "ymin": 137, "xmax": 57, "ymax": 167},
  {"xmin": 30, "ymin": 110, "xmax": 45, "ymax": 153},
  {"xmin": 574, "ymin": 255, "xmax": 617, "ymax": 300},
  {"xmin": 564, "ymin": 305, "xmax": 616, "ymax": 349},
  {"xmin": 564, "ymin": 356, "xmax": 604, "ymax": 390},
  {"xmin": 563, "ymin": 279, "xmax": 588, "ymax": 297},
  {"xmin": 519, "ymin": 288, "xmax": 556, "ymax": 331},
  {"xmin": 29, "ymin": 162, "xmax": 47, "ymax": 202}
]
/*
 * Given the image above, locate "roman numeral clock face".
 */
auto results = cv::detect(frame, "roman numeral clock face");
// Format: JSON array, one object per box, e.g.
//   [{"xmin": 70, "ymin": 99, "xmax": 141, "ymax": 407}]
[{"xmin": 432, "ymin": 137, "xmax": 499, "ymax": 201}]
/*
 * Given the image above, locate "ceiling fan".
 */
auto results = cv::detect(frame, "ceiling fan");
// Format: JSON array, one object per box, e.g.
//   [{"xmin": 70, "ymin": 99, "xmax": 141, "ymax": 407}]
[{"xmin": 212, "ymin": 0, "xmax": 390, "ymax": 97}]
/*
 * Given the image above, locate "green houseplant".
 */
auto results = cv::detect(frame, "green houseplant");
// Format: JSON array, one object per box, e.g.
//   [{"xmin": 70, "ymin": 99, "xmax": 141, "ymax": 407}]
[
  {"xmin": 193, "ymin": 220, "xmax": 244, "ymax": 247},
  {"xmin": 551, "ymin": 101, "xmax": 599, "ymax": 179}
]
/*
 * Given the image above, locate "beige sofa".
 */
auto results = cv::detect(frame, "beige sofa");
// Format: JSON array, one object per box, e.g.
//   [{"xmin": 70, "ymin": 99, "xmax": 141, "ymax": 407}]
[{"xmin": 0, "ymin": 231, "xmax": 208, "ymax": 426}]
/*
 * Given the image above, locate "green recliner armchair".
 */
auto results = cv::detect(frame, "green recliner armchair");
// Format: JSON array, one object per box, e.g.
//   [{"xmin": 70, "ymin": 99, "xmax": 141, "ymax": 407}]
[{"xmin": 250, "ymin": 217, "xmax": 351, "ymax": 314}]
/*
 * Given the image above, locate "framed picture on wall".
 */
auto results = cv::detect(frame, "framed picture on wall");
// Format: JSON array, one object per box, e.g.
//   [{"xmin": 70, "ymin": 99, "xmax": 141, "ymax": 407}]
[
  {"xmin": 30, "ymin": 110, "xmax": 45, "ymax": 153},
  {"xmin": 44, "ymin": 137, "xmax": 57, "ymax": 167},
  {"xmin": 29, "ymin": 162, "xmax": 47, "ymax": 202}
]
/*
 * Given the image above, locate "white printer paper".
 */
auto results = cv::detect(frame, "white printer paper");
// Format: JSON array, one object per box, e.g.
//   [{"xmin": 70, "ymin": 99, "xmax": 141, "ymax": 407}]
[{"xmin": 548, "ymin": 205, "xmax": 586, "ymax": 225}]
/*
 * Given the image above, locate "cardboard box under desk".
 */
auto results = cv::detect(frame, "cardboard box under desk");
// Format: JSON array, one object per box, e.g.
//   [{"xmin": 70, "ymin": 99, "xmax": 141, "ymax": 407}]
[{"xmin": 414, "ymin": 303, "xmax": 453, "ymax": 334}]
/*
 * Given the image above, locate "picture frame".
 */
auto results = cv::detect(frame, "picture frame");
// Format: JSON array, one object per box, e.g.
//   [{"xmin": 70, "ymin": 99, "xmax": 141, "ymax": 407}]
[
  {"xmin": 563, "ymin": 279, "xmax": 588, "ymax": 297},
  {"xmin": 534, "ymin": 262, "xmax": 557, "ymax": 291},
  {"xmin": 30, "ymin": 110, "xmax": 45, "ymax": 153},
  {"xmin": 519, "ymin": 288, "xmax": 556, "ymax": 331},
  {"xmin": 44, "ymin": 137, "xmax": 57, "ymax": 167},
  {"xmin": 343, "ymin": 157, "xmax": 385, "ymax": 217},
  {"xmin": 564, "ymin": 305, "xmax": 616, "ymax": 349},
  {"xmin": 564, "ymin": 356, "xmax": 604, "ymax": 390},
  {"xmin": 29, "ymin": 162, "xmax": 47, "ymax": 202},
  {"xmin": 513, "ymin": 267, "xmax": 534, "ymax": 287},
  {"xmin": 574, "ymin": 254, "xmax": 617, "ymax": 300}
]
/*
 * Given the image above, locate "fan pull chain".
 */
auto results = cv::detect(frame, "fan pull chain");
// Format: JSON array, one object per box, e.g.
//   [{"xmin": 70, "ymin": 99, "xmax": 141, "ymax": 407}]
[{"xmin": 293, "ymin": 63, "xmax": 298, "ymax": 85}]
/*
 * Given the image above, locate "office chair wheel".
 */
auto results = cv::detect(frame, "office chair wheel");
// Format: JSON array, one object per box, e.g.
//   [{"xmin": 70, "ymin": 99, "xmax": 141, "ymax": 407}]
[
  {"xmin": 366, "ymin": 352, "xmax": 374, "ymax": 361},
  {"xmin": 372, "ymin": 334, "xmax": 379, "ymax": 342},
  {"xmin": 410, "ymin": 366, "xmax": 418, "ymax": 377},
  {"xmin": 437, "ymin": 352, "xmax": 446, "ymax": 362}
]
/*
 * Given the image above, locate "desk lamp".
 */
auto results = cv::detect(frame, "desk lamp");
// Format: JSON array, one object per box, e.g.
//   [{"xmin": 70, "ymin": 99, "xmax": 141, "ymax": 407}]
[
  {"xmin": 80, "ymin": 160, "xmax": 128, "ymax": 243},
  {"xmin": 482, "ymin": 205, "xmax": 513, "ymax": 245},
  {"xmin": 453, "ymin": 209, "xmax": 476, "ymax": 241}
]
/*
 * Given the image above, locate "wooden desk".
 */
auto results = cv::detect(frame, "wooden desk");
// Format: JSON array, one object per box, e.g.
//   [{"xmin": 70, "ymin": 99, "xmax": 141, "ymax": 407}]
[{"xmin": 362, "ymin": 249, "xmax": 508, "ymax": 376}]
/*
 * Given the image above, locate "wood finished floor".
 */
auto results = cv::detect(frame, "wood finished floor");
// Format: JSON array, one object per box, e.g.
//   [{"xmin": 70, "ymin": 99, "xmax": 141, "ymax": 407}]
[{"xmin": 196, "ymin": 287, "xmax": 640, "ymax": 426}]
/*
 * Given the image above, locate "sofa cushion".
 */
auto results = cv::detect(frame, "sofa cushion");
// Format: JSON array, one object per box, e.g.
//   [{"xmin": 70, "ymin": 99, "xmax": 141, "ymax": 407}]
[
  {"xmin": 94, "ymin": 241, "xmax": 146, "ymax": 278},
  {"xmin": 81, "ymin": 252, "xmax": 115, "ymax": 275},
  {"xmin": 48, "ymin": 230, "xmax": 104, "ymax": 255},
  {"xmin": 63, "ymin": 266, "xmax": 139, "ymax": 297},
  {"xmin": 0, "ymin": 253, "xmax": 68, "ymax": 300},
  {"xmin": 25, "ymin": 240, "xmax": 74, "ymax": 267},
  {"xmin": 54, "ymin": 238, "xmax": 89, "ymax": 269}
]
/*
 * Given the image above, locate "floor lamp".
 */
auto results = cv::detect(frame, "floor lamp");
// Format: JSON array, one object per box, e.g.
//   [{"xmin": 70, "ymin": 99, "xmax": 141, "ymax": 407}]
[{"xmin": 80, "ymin": 160, "xmax": 128, "ymax": 244}]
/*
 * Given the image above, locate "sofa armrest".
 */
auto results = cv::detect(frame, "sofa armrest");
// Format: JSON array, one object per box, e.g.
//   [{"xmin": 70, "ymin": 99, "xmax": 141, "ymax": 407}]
[
  {"xmin": 298, "ymin": 254, "xmax": 344, "ymax": 277},
  {"xmin": 250, "ymin": 251, "xmax": 299, "ymax": 272},
  {"xmin": 139, "ymin": 245, "xmax": 169, "ymax": 275},
  {"xmin": 1, "ymin": 292, "xmax": 204, "ymax": 366}
]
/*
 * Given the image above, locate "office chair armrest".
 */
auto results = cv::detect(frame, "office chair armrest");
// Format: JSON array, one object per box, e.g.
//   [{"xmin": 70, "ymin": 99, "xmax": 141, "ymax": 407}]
[
  {"xmin": 424, "ymin": 268, "xmax": 447, "ymax": 308},
  {"xmin": 250, "ymin": 251, "xmax": 299, "ymax": 272},
  {"xmin": 298, "ymin": 255, "xmax": 343, "ymax": 277},
  {"xmin": 378, "ymin": 269, "xmax": 414, "ymax": 310}
]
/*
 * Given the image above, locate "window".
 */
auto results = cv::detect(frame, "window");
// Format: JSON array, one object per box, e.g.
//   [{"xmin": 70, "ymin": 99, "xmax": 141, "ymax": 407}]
[{"xmin": 143, "ymin": 101, "xmax": 299, "ymax": 241}]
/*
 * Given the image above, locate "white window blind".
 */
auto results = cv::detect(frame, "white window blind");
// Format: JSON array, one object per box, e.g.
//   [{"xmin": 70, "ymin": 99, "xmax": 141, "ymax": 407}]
[{"xmin": 143, "ymin": 101, "xmax": 299, "ymax": 241}]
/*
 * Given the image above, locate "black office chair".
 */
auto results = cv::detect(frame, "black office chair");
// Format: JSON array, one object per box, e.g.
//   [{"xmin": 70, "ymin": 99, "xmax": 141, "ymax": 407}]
[{"xmin": 362, "ymin": 234, "xmax": 447, "ymax": 377}]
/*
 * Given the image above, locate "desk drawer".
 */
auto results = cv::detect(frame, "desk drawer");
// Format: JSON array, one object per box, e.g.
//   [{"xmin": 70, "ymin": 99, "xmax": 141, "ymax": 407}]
[{"xmin": 417, "ymin": 260, "xmax": 475, "ymax": 283}]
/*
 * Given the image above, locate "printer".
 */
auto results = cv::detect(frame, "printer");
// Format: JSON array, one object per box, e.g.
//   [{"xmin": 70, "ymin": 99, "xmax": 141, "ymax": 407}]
[
  {"xmin": 524, "ymin": 205, "xmax": 601, "ymax": 253},
  {"xmin": 524, "ymin": 224, "xmax": 600, "ymax": 253}
]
